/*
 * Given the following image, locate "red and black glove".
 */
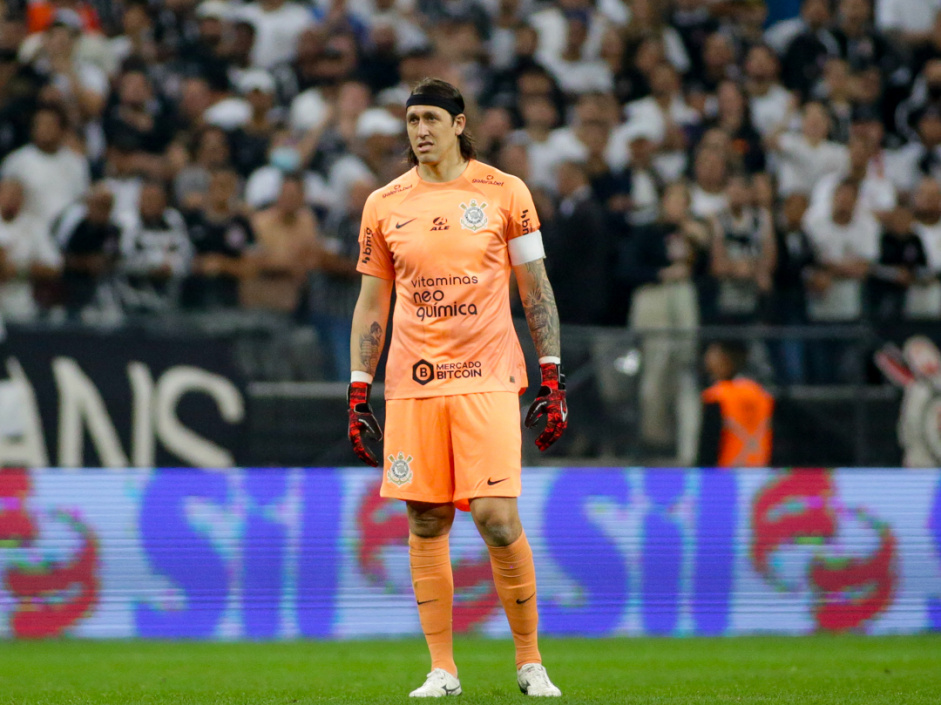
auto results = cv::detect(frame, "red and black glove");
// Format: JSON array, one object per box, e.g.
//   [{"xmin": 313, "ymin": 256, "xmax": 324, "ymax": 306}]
[
  {"xmin": 525, "ymin": 362, "xmax": 568, "ymax": 451},
  {"xmin": 348, "ymin": 381, "xmax": 382, "ymax": 467}
]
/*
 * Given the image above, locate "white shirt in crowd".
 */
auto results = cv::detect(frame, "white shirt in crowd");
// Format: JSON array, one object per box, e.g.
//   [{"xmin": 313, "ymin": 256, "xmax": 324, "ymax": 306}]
[
  {"xmin": 774, "ymin": 132, "xmax": 849, "ymax": 196},
  {"xmin": 0, "ymin": 213, "xmax": 62, "ymax": 320},
  {"xmin": 884, "ymin": 142, "xmax": 941, "ymax": 195},
  {"xmin": 236, "ymin": 1, "xmax": 316, "ymax": 70},
  {"xmin": 117, "ymin": 208, "xmax": 192, "ymax": 278},
  {"xmin": 803, "ymin": 208, "xmax": 880, "ymax": 321},
  {"xmin": 749, "ymin": 84, "xmax": 794, "ymax": 137},
  {"xmin": 809, "ymin": 167, "xmax": 898, "ymax": 221},
  {"xmin": 0, "ymin": 145, "xmax": 90, "ymax": 230},
  {"xmin": 690, "ymin": 185, "xmax": 729, "ymax": 219},
  {"xmin": 875, "ymin": 0, "xmax": 941, "ymax": 35}
]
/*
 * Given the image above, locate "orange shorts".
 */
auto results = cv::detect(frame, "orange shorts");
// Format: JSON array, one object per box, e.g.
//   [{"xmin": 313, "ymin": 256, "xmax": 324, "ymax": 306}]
[{"xmin": 380, "ymin": 392, "xmax": 522, "ymax": 511}]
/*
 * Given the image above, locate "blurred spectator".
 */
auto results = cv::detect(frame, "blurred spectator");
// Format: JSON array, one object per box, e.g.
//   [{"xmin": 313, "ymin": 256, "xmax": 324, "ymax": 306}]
[
  {"xmin": 803, "ymin": 179, "xmax": 878, "ymax": 382},
  {"xmin": 741, "ymin": 44, "xmax": 792, "ymax": 137},
  {"xmin": 182, "ymin": 167, "xmax": 255, "ymax": 310},
  {"xmin": 813, "ymin": 57, "xmax": 854, "ymax": 143},
  {"xmin": 0, "ymin": 46, "xmax": 47, "ymax": 160},
  {"xmin": 624, "ymin": 0, "xmax": 690, "ymax": 75},
  {"xmin": 620, "ymin": 62, "xmax": 698, "ymax": 180},
  {"xmin": 686, "ymin": 31, "xmax": 738, "ymax": 105},
  {"xmin": 101, "ymin": 134, "xmax": 146, "ymax": 219},
  {"xmin": 768, "ymin": 193, "xmax": 819, "ymax": 384},
  {"xmin": 832, "ymin": 0, "xmax": 910, "ymax": 121},
  {"xmin": 545, "ymin": 158, "xmax": 611, "ymax": 326},
  {"xmin": 54, "ymin": 183, "xmax": 120, "ymax": 317},
  {"xmin": 235, "ymin": 0, "xmax": 315, "ymax": 71},
  {"xmin": 706, "ymin": 79, "xmax": 765, "ymax": 174},
  {"xmin": 0, "ymin": 104, "xmax": 90, "ymax": 231},
  {"xmin": 710, "ymin": 172, "xmax": 775, "ymax": 324},
  {"xmin": 229, "ymin": 69, "xmax": 280, "ymax": 177},
  {"xmin": 766, "ymin": 100, "xmax": 848, "ymax": 197},
  {"xmin": 875, "ymin": 0, "xmax": 941, "ymax": 47},
  {"xmin": 778, "ymin": 0, "xmax": 837, "ymax": 100},
  {"xmin": 909, "ymin": 176, "xmax": 941, "ymax": 317},
  {"xmin": 620, "ymin": 182, "xmax": 705, "ymax": 462},
  {"xmin": 869, "ymin": 205, "xmax": 928, "ymax": 322},
  {"xmin": 173, "ymin": 124, "xmax": 232, "ymax": 211},
  {"xmin": 109, "ymin": 0, "xmax": 159, "ymax": 68},
  {"xmin": 670, "ymin": 0, "xmax": 719, "ymax": 65},
  {"xmin": 102, "ymin": 65, "xmax": 172, "ymax": 161},
  {"xmin": 808, "ymin": 133, "xmax": 897, "ymax": 222},
  {"xmin": 689, "ymin": 145, "xmax": 729, "ymax": 217},
  {"xmin": 888, "ymin": 106, "xmax": 941, "ymax": 196},
  {"xmin": 307, "ymin": 175, "xmax": 377, "ymax": 381},
  {"xmin": 0, "ymin": 178, "xmax": 61, "ymax": 320},
  {"xmin": 117, "ymin": 180, "xmax": 191, "ymax": 312},
  {"xmin": 245, "ymin": 174, "xmax": 319, "ymax": 313},
  {"xmin": 539, "ymin": 9, "xmax": 613, "ymax": 97},
  {"xmin": 697, "ymin": 339, "xmax": 774, "ymax": 468},
  {"xmin": 26, "ymin": 11, "xmax": 108, "ymax": 123}
]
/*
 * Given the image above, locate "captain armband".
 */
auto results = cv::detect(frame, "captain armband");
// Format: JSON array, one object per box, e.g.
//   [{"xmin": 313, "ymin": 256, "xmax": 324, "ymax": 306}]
[{"xmin": 508, "ymin": 230, "xmax": 545, "ymax": 266}]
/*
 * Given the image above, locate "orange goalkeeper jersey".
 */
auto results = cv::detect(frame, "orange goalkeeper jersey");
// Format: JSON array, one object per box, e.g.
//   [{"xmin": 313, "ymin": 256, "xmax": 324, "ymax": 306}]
[{"xmin": 357, "ymin": 160, "xmax": 541, "ymax": 399}]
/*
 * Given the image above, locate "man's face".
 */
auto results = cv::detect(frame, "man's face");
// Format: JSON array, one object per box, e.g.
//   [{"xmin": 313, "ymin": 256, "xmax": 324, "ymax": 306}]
[
  {"xmin": 832, "ymin": 184, "xmax": 857, "ymax": 220},
  {"xmin": 208, "ymin": 171, "xmax": 237, "ymax": 209},
  {"xmin": 913, "ymin": 178, "xmax": 941, "ymax": 219},
  {"xmin": 407, "ymin": 105, "xmax": 464, "ymax": 165},
  {"xmin": 31, "ymin": 110, "xmax": 63, "ymax": 151},
  {"xmin": 839, "ymin": 0, "xmax": 869, "ymax": 27},
  {"xmin": 139, "ymin": 184, "xmax": 166, "ymax": 220}
]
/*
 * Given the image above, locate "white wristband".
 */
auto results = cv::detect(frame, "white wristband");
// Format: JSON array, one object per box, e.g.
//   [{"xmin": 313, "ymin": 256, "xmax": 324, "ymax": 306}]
[
  {"xmin": 538, "ymin": 356, "xmax": 561, "ymax": 365},
  {"xmin": 351, "ymin": 371, "xmax": 374, "ymax": 384}
]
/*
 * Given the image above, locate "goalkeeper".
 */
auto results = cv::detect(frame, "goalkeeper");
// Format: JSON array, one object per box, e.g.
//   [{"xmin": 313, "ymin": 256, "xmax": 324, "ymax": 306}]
[{"xmin": 347, "ymin": 78, "xmax": 567, "ymax": 698}]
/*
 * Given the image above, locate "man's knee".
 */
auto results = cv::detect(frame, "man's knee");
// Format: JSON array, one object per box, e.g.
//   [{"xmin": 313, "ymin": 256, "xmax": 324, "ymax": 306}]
[
  {"xmin": 471, "ymin": 498, "xmax": 522, "ymax": 546},
  {"xmin": 407, "ymin": 502, "xmax": 455, "ymax": 538}
]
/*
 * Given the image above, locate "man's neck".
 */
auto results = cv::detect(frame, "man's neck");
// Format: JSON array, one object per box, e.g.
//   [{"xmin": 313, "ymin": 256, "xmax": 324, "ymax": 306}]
[{"xmin": 417, "ymin": 154, "xmax": 469, "ymax": 184}]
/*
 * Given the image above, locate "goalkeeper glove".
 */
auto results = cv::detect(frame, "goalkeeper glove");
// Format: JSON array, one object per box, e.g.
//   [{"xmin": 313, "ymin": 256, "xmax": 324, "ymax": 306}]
[
  {"xmin": 348, "ymin": 381, "xmax": 382, "ymax": 467},
  {"xmin": 525, "ymin": 362, "xmax": 568, "ymax": 451}
]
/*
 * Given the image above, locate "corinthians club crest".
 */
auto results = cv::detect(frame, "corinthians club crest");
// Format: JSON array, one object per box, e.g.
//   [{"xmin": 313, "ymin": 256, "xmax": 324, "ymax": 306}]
[
  {"xmin": 387, "ymin": 451, "xmax": 414, "ymax": 486},
  {"xmin": 460, "ymin": 200, "xmax": 488, "ymax": 232}
]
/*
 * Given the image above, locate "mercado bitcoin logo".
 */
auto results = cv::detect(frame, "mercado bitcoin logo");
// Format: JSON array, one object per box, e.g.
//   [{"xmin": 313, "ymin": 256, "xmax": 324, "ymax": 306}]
[{"xmin": 412, "ymin": 359, "xmax": 434, "ymax": 385}]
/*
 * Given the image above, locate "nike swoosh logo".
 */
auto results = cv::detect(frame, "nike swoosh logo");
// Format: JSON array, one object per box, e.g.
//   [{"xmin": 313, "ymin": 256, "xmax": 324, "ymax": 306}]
[
  {"xmin": 487, "ymin": 477, "xmax": 509, "ymax": 486},
  {"xmin": 395, "ymin": 218, "xmax": 417, "ymax": 228},
  {"xmin": 417, "ymin": 598, "xmax": 438, "ymax": 605},
  {"xmin": 561, "ymin": 402, "xmax": 568, "ymax": 423},
  {"xmin": 516, "ymin": 592, "xmax": 535, "ymax": 604},
  {"xmin": 443, "ymin": 685, "xmax": 460, "ymax": 695}
]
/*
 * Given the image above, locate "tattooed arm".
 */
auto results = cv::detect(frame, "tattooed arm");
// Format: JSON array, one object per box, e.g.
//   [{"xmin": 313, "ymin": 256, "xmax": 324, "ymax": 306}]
[
  {"xmin": 513, "ymin": 258, "xmax": 561, "ymax": 359},
  {"xmin": 350, "ymin": 274, "xmax": 394, "ymax": 377}
]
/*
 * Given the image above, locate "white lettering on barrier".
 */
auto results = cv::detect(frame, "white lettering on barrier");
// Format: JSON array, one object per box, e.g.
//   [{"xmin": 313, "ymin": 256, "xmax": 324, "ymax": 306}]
[
  {"xmin": 155, "ymin": 366, "xmax": 244, "ymax": 468},
  {"xmin": 0, "ymin": 357, "xmax": 244, "ymax": 468},
  {"xmin": 54, "ymin": 358, "xmax": 129, "ymax": 468}
]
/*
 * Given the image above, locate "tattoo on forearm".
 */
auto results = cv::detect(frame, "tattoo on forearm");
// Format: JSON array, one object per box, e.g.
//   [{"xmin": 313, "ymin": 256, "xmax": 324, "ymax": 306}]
[
  {"xmin": 522, "ymin": 262, "xmax": 561, "ymax": 359},
  {"xmin": 359, "ymin": 321, "xmax": 383, "ymax": 373}
]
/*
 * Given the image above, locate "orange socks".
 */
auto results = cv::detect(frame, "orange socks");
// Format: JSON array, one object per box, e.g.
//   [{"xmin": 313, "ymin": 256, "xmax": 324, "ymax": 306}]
[
  {"xmin": 488, "ymin": 530, "xmax": 542, "ymax": 668},
  {"xmin": 409, "ymin": 533, "xmax": 456, "ymax": 676}
]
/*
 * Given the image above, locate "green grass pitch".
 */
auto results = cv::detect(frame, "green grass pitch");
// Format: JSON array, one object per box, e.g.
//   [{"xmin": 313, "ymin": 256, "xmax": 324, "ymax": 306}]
[{"xmin": 0, "ymin": 634, "xmax": 938, "ymax": 704}]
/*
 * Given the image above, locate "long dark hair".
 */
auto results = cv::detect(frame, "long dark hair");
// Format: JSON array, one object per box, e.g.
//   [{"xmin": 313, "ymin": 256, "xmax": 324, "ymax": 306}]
[{"xmin": 406, "ymin": 77, "xmax": 477, "ymax": 166}]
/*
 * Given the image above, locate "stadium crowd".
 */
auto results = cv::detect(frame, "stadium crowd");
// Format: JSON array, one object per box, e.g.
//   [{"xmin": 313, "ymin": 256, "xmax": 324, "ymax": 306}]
[{"xmin": 2, "ymin": 0, "xmax": 941, "ymax": 386}]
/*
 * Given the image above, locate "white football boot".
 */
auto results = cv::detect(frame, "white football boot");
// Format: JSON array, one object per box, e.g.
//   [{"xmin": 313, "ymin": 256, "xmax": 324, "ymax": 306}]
[
  {"xmin": 517, "ymin": 663, "xmax": 562, "ymax": 697},
  {"xmin": 409, "ymin": 668, "xmax": 462, "ymax": 697}
]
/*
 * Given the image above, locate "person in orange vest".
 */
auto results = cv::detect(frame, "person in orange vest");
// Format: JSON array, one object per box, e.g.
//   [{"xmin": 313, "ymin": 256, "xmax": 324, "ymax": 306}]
[{"xmin": 697, "ymin": 340, "xmax": 774, "ymax": 467}]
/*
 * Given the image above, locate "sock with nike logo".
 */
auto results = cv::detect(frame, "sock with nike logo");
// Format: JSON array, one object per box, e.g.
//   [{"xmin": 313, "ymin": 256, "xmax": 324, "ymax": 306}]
[
  {"xmin": 487, "ymin": 530, "xmax": 541, "ymax": 668},
  {"xmin": 409, "ymin": 533, "xmax": 457, "ymax": 676}
]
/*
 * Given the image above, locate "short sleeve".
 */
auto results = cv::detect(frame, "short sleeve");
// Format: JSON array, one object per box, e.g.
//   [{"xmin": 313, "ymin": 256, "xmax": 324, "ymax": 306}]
[
  {"xmin": 506, "ymin": 177, "xmax": 540, "ymax": 242},
  {"xmin": 356, "ymin": 193, "xmax": 394, "ymax": 280}
]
